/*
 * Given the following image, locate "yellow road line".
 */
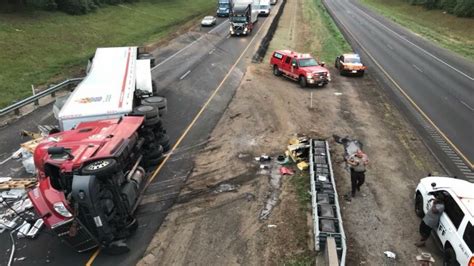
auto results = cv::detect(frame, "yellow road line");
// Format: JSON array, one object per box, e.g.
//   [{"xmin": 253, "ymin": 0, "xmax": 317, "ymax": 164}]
[
  {"xmin": 85, "ymin": 13, "xmax": 272, "ymax": 266},
  {"xmin": 85, "ymin": 248, "xmax": 100, "ymax": 266},
  {"xmin": 326, "ymin": 0, "xmax": 473, "ymax": 169}
]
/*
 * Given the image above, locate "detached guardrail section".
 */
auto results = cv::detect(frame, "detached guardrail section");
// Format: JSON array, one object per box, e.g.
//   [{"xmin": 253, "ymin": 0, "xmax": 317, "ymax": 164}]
[
  {"xmin": 310, "ymin": 139, "xmax": 347, "ymax": 265},
  {"xmin": 0, "ymin": 78, "xmax": 83, "ymax": 117}
]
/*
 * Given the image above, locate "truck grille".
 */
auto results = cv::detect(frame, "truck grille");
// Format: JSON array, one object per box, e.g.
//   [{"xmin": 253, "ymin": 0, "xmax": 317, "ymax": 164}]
[{"xmin": 51, "ymin": 219, "xmax": 99, "ymax": 252}]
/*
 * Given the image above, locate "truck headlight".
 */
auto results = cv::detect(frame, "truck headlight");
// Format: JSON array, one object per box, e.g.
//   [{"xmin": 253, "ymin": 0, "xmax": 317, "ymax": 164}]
[
  {"xmin": 306, "ymin": 74, "xmax": 313, "ymax": 78},
  {"xmin": 53, "ymin": 202, "xmax": 73, "ymax": 218},
  {"xmin": 244, "ymin": 28, "xmax": 248, "ymax": 33}
]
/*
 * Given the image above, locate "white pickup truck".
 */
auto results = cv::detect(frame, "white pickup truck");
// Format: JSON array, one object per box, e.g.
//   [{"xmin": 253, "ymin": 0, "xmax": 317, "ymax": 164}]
[{"xmin": 415, "ymin": 176, "xmax": 474, "ymax": 266}]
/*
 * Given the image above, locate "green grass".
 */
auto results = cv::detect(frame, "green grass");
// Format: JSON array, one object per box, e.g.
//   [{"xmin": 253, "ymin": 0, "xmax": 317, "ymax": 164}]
[
  {"xmin": 302, "ymin": 0, "xmax": 352, "ymax": 63},
  {"xmin": 290, "ymin": 172, "xmax": 312, "ymax": 208},
  {"xmin": 282, "ymin": 254, "xmax": 315, "ymax": 266},
  {"xmin": 0, "ymin": 0, "xmax": 214, "ymax": 108},
  {"xmin": 359, "ymin": 0, "xmax": 474, "ymax": 61}
]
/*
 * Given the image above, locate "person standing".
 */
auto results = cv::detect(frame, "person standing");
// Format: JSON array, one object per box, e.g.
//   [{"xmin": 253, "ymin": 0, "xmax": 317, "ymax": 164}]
[
  {"xmin": 416, "ymin": 194, "xmax": 445, "ymax": 247},
  {"xmin": 347, "ymin": 149, "xmax": 369, "ymax": 197}
]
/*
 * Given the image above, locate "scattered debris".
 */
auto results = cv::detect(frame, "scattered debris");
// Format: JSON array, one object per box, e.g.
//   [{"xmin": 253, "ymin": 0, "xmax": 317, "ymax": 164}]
[
  {"xmin": 296, "ymin": 161, "xmax": 308, "ymax": 171},
  {"xmin": 1, "ymin": 189, "xmax": 27, "ymax": 200},
  {"xmin": 267, "ymin": 224, "xmax": 277, "ymax": 228},
  {"xmin": 0, "ymin": 178, "xmax": 37, "ymax": 190},
  {"xmin": 384, "ymin": 251, "xmax": 396, "ymax": 259},
  {"xmin": 276, "ymin": 154, "xmax": 289, "ymax": 165},
  {"xmin": 334, "ymin": 92, "xmax": 343, "ymax": 96},
  {"xmin": 213, "ymin": 183, "xmax": 238, "ymax": 194},
  {"xmin": 279, "ymin": 167, "xmax": 294, "ymax": 176},
  {"xmin": 255, "ymin": 155, "xmax": 271, "ymax": 162},
  {"xmin": 259, "ymin": 165, "xmax": 270, "ymax": 169},
  {"xmin": 0, "ymin": 177, "xmax": 12, "ymax": 183},
  {"xmin": 26, "ymin": 219, "xmax": 44, "ymax": 238},
  {"xmin": 17, "ymin": 221, "xmax": 31, "ymax": 239},
  {"xmin": 416, "ymin": 252, "xmax": 435, "ymax": 265}
]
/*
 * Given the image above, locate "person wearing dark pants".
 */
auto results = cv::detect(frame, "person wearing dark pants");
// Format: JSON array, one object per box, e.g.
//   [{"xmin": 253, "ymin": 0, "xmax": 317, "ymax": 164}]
[
  {"xmin": 347, "ymin": 149, "xmax": 368, "ymax": 198},
  {"xmin": 415, "ymin": 194, "xmax": 445, "ymax": 247}
]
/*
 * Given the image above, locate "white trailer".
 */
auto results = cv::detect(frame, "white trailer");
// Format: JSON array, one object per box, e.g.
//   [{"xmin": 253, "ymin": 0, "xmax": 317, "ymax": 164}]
[{"xmin": 57, "ymin": 47, "xmax": 155, "ymax": 130}]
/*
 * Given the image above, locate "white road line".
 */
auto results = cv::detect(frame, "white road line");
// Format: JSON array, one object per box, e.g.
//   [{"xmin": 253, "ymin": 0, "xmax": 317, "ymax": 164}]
[
  {"xmin": 460, "ymin": 100, "xmax": 474, "ymax": 111},
  {"xmin": 151, "ymin": 20, "xmax": 228, "ymax": 71},
  {"xmin": 348, "ymin": 0, "xmax": 474, "ymax": 81},
  {"xmin": 386, "ymin": 44, "xmax": 393, "ymax": 50},
  {"xmin": 179, "ymin": 70, "xmax": 191, "ymax": 80},
  {"xmin": 209, "ymin": 48, "xmax": 216, "ymax": 54},
  {"xmin": 0, "ymin": 155, "xmax": 12, "ymax": 165},
  {"xmin": 412, "ymin": 64, "xmax": 423, "ymax": 73}
]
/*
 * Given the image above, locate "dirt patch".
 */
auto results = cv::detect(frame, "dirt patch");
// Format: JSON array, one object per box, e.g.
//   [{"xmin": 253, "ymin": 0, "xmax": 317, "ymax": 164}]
[{"xmin": 138, "ymin": 0, "xmax": 443, "ymax": 264}]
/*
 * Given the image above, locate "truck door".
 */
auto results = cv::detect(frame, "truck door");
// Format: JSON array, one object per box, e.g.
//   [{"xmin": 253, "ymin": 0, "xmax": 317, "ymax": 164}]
[
  {"xmin": 282, "ymin": 56, "xmax": 291, "ymax": 74},
  {"xmin": 290, "ymin": 57, "xmax": 298, "ymax": 78},
  {"xmin": 438, "ymin": 192, "xmax": 465, "ymax": 248}
]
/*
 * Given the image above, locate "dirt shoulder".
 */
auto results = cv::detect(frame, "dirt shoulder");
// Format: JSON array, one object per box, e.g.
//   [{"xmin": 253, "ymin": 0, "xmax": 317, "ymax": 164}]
[{"xmin": 138, "ymin": 0, "xmax": 444, "ymax": 265}]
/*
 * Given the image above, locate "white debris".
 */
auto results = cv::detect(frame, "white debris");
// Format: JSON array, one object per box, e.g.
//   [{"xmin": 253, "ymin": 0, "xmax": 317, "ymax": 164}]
[
  {"xmin": 17, "ymin": 221, "xmax": 31, "ymax": 239},
  {"xmin": 1, "ymin": 189, "xmax": 26, "ymax": 200},
  {"xmin": 0, "ymin": 177, "xmax": 12, "ymax": 183},
  {"xmin": 26, "ymin": 219, "xmax": 44, "ymax": 238},
  {"xmin": 384, "ymin": 251, "xmax": 396, "ymax": 259},
  {"xmin": 267, "ymin": 224, "xmax": 277, "ymax": 228}
]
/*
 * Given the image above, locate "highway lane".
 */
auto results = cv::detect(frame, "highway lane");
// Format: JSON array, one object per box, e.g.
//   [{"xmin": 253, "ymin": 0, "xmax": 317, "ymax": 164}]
[
  {"xmin": 324, "ymin": 0, "xmax": 474, "ymax": 179},
  {"xmin": 0, "ymin": 8, "xmax": 277, "ymax": 266}
]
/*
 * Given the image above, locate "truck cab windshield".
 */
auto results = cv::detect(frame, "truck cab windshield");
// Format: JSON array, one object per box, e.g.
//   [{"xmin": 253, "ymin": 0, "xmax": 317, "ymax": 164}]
[
  {"xmin": 219, "ymin": 3, "xmax": 229, "ymax": 8},
  {"xmin": 298, "ymin": 58, "xmax": 318, "ymax": 67},
  {"xmin": 231, "ymin": 16, "xmax": 247, "ymax": 23}
]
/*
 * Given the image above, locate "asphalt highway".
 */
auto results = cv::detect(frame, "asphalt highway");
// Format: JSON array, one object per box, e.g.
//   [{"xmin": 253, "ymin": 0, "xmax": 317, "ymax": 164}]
[
  {"xmin": 0, "ymin": 6, "xmax": 278, "ymax": 265},
  {"xmin": 324, "ymin": 0, "xmax": 474, "ymax": 180}
]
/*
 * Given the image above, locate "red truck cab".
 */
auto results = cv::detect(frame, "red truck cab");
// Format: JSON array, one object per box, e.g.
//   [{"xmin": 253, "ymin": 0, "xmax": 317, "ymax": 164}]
[{"xmin": 270, "ymin": 50, "xmax": 330, "ymax": 87}]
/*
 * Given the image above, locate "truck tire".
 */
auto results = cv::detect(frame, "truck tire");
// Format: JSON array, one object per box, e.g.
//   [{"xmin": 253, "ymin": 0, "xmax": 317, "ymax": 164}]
[
  {"xmin": 133, "ymin": 105, "xmax": 158, "ymax": 119},
  {"xmin": 299, "ymin": 76, "xmax": 307, "ymax": 88},
  {"xmin": 144, "ymin": 116, "xmax": 161, "ymax": 127},
  {"xmin": 144, "ymin": 144, "xmax": 164, "ymax": 160},
  {"xmin": 141, "ymin": 96, "xmax": 167, "ymax": 117},
  {"xmin": 273, "ymin": 65, "xmax": 281, "ymax": 76},
  {"xmin": 81, "ymin": 159, "xmax": 118, "ymax": 177},
  {"xmin": 157, "ymin": 133, "xmax": 171, "ymax": 152},
  {"xmin": 415, "ymin": 193, "xmax": 424, "ymax": 218},
  {"xmin": 152, "ymin": 81, "xmax": 158, "ymax": 96},
  {"xmin": 443, "ymin": 247, "xmax": 459, "ymax": 266},
  {"xmin": 143, "ymin": 155, "xmax": 164, "ymax": 168}
]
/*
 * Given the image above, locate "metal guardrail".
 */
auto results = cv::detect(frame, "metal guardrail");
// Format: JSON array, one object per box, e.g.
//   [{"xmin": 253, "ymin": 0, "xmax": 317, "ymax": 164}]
[
  {"xmin": 310, "ymin": 139, "xmax": 347, "ymax": 265},
  {"xmin": 0, "ymin": 78, "xmax": 83, "ymax": 117}
]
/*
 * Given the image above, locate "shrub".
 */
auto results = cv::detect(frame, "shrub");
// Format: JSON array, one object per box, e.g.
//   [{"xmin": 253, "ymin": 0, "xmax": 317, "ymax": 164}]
[{"xmin": 453, "ymin": 0, "xmax": 474, "ymax": 16}]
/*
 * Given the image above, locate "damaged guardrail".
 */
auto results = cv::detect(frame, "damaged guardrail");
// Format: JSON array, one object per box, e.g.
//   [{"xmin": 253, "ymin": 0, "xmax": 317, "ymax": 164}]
[
  {"xmin": 310, "ymin": 139, "xmax": 346, "ymax": 265},
  {"xmin": 0, "ymin": 78, "xmax": 83, "ymax": 117}
]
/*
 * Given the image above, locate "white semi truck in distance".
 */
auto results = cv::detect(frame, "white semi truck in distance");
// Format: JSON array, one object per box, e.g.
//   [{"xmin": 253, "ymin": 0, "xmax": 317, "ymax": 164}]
[{"xmin": 230, "ymin": 0, "xmax": 259, "ymax": 36}]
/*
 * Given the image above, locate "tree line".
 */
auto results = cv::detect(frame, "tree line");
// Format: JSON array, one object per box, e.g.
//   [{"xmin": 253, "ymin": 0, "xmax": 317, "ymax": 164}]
[
  {"xmin": 0, "ymin": 0, "xmax": 139, "ymax": 15},
  {"xmin": 408, "ymin": 0, "xmax": 474, "ymax": 17}
]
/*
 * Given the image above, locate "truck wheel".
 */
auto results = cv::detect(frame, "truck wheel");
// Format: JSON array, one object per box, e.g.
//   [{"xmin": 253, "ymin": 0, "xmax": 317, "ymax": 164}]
[
  {"xmin": 157, "ymin": 133, "xmax": 171, "ymax": 152},
  {"xmin": 273, "ymin": 65, "xmax": 281, "ymax": 76},
  {"xmin": 143, "ymin": 155, "xmax": 164, "ymax": 168},
  {"xmin": 133, "ymin": 105, "xmax": 158, "ymax": 119},
  {"xmin": 141, "ymin": 96, "xmax": 167, "ymax": 116},
  {"xmin": 443, "ymin": 247, "xmax": 459, "ymax": 266},
  {"xmin": 299, "ymin": 76, "xmax": 307, "ymax": 88},
  {"xmin": 358, "ymin": 71, "xmax": 365, "ymax": 77},
  {"xmin": 144, "ymin": 116, "xmax": 161, "ymax": 127},
  {"xmin": 81, "ymin": 159, "xmax": 118, "ymax": 177},
  {"xmin": 415, "ymin": 193, "xmax": 424, "ymax": 218},
  {"xmin": 144, "ymin": 144, "xmax": 164, "ymax": 160}
]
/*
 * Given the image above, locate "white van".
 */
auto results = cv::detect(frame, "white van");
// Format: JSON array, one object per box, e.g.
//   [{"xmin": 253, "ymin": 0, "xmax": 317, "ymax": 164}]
[
  {"xmin": 57, "ymin": 47, "xmax": 155, "ymax": 130},
  {"xmin": 256, "ymin": 0, "xmax": 270, "ymax": 16}
]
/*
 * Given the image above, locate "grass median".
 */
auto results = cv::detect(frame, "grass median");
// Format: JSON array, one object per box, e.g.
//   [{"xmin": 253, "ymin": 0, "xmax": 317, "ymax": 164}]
[
  {"xmin": 0, "ymin": 0, "xmax": 214, "ymax": 108},
  {"xmin": 359, "ymin": 0, "xmax": 474, "ymax": 61},
  {"xmin": 301, "ymin": 0, "xmax": 352, "ymax": 63}
]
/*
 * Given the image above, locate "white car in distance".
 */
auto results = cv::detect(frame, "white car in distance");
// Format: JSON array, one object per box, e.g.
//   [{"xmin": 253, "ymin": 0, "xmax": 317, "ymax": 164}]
[
  {"xmin": 201, "ymin": 16, "xmax": 217, "ymax": 27},
  {"xmin": 415, "ymin": 176, "xmax": 474, "ymax": 266}
]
